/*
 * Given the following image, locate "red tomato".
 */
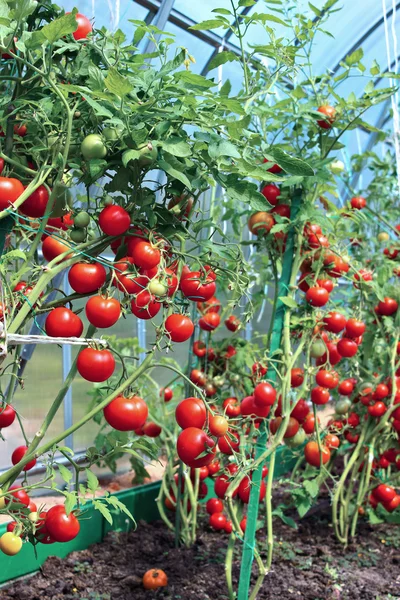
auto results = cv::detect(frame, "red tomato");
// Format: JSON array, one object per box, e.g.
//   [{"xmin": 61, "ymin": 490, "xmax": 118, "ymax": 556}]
[
  {"xmin": 20, "ymin": 185, "xmax": 49, "ymax": 218},
  {"xmin": 225, "ymin": 315, "xmax": 240, "ymax": 331},
  {"xmin": 223, "ymin": 397, "xmax": 241, "ymax": 418},
  {"xmin": 193, "ymin": 340, "xmax": 206, "ymax": 357},
  {"xmin": 302, "ymin": 413, "xmax": 317, "ymax": 434},
  {"xmin": 0, "ymin": 404, "xmax": 16, "ymax": 428},
  {"xmin": 0, "ymin": 177, "xmax": 25, "ymax": 211},
  {"xmin": 263, "ymin": 160, "xmax": 282, "ymax": 174},
  {"xmin": 208, "ymin": 460, "xmax": 221, "ymax": 477},
  {"xmin": 261, "ymin": 184, "xmax": 280, "ymax": 206},
  {"xmin": 0, "ymin": 158, "xmax": 4, "ymax": 174},
  {"xmin": 368, "ymin": 402, "xmax": 386, "ymax": 418},
  {"xmin": 47, "ymin": 213, "xmax": 74, "ymax": 231},
  {"xmin": 165, "ymin": 314, "xmax": 194, "ymax": 342},
  {"xmin": 197, "ymin": 295, "xmax": 221, "ymax": 314},
  {"xmin": 104, "ymin": 395, "xmax": 148, "ymax": 431},
  {"xmin": 337, "ymin": 338, "xmax": 358, "ymax": 358},
  {"xmin": 316, "ymin": 105, "xmax": 336, "ymax": 129},
  {"xmin": 176, "ymin": 427, "xmax": 216, "ymax": 468},
  {"xmin": 238, "ymin": 476, "xmax": 266, "ymax": 504},
  {"xmin": 306, "ymin": 286, "xmax": 329, "ymax": 307},
  {"xmin": 11, "ymin": 445, "xmax": 36, "ymax": 471},
  {"xmin": 241, "ymin": 395, "xmax": 270, "ymax": 419},
  {"xmin": 68, "ymin": 262, "xmax": 107, "ymax": 294},
  {"xmin": 291, "ymin": 368, "xmax": 304, "ymax": 388},
  {"xmin": 131, "ymin": 241, "xmax": 161, "ymax": 270},
  {"xmin": 206, "ymin": 498, "xmax": 224, "ymax": 515},
  {"xmin": 383, "ymin": 495, "xmax": 400, "ymax": 513},
  {"xmin": 270, "ymin": 416, "xmax": 299, "ymax": 438},
  {"xmin": 374, "ymin": 484, "xmax": 396, "ymax": 503},
  {"xmin": 6, "ymin": 486, "xmax": 30, "ymax": 508},
  {"xmin": 304, "ymin": 441, "xmax": 330, "ymax": 467},
  {"xmin": 209, "ymin": 512, "xmax": 227, "ymax": 531},
  {"xmin": 130, "ymin": 291, "xmax": 161, "ymax": 320},
  {"xmin": 143, "ymin": 421, "xmax": 162, "ymax": 437},
  {"xmin": 338, "ymin": 379, "xmax": 354, "ymax": 396},
  {"xmin": 77, "ymin": 348, "xmax": 115, "ymax": 382},
  {"xmin": 315, "ymin": 369, "xmax": 338, "ymax": 390},
  {"xmin": 291, "ymin": 399, "xmax": 310, "ymax": 422},
  {"xmin": 45, "ymin": 307, "xmax": 83, "ymax": 338},
  {"xmin": 180, "ymin": 271, "xmax": 216, "ymax": 302},
  {"xmin": 325, "ymin": 434, "xmax": 340, "ymax": 449},
  {"xmin": 45, "ymin": 505, "xmax": 80, "ymax": 542},
  {"xmin": 316, "ymin": 278, "xmax": 334, "ymax": 292},
  {"xmin": 253, "ymin": 382, "xmax": 276, "ymax": 407},
  {"xmin": 271, "ymin": 204, "xmax": 290, "ymax": 219},
  {"xmin": 374, "ymin": 384, "xmax": 389, "ymax": 400},
  {"xmin": 218, "ymin": 431, "xmax": 240, "ymax": 455},
  {"xmin": 345, "ymin": 318, "xmax": 366, "ymax": 338},
  {"xmin": 377, "ymin": 297, "xmax": 398, "ymax": 316},
  {"xmin": 161, "ymin": 387, "xmax": 173, "ymax": 402},
  {"xmin": 350, "ymin": 196, "xmax": 366, "ymax": 210},
  {"xmin": 99, "ymin": 205, "xmax": 130, "ymax": 237},
  {"xmin": 190, "ymin": 369, "xmax": 206, "ymax": 386},
  {"xmin": 67, "ymin": 12, "xmax": 93, "ymax": 40},
  {"xmin": 175, "ymin": 397, "xmax": 206, "ymax": 429},
  {"xmin": 85, "ymin": 296, "xmax": 121, "ymax": 328},
  {"xmin": 42, "ymin": 235, "xmax": 72, "ymax": 262},
  {"xmin": 199, "ymin": 312, "xmax": 220, "ymax": 331}
]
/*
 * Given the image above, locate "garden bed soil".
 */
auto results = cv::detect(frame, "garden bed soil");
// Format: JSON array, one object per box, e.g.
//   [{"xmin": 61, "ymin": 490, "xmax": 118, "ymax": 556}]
[{"xmin": 1, "ymin": 499, "xmax": 399, "ymax": 600}]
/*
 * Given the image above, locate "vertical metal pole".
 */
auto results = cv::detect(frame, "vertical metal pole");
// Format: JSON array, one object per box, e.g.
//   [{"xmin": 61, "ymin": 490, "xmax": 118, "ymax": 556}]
[
  {"xmin": 142, "ymin": 0, "xmax": 175, "ymax": 55},
  {"xmin": 62, "ymin": 272, "xmax": 73, "ymax": 449},
  {"xmin": 138, "ymin": 319, "xmax": 146, "ymax": 365},
  {"xmin": 237, "ymin": 190, "xmax": 302, "ymax": 600}
]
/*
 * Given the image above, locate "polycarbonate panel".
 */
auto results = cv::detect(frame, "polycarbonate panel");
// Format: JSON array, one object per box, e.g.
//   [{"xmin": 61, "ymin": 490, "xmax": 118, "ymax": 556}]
[{"xmin": 61, "ymin": 0, "xmax": 149, "ymax": 32}]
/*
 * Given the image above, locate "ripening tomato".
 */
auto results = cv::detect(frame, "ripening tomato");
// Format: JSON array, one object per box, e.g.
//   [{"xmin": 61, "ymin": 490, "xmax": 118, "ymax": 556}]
[
  {"xmin": 77, "ymin": 348, "xmax": 115, "ymax": 382},
  {"xmin": 248, "ymin": 211, "xmax": 275, "ymax": 235},
  {"xmin": 253, "ymin": 382, "xmax": 276, "ymax": 407},
  {"xmin": 45, "ymin": 307, "xmax": 83, "ymax": 338},
  {"xmin": 176, "ymin": 427, "xmax": 216, "ymax": 468},
  {"xmin": 225, "ymin": 315, "xmax": 240, "ymax": 332},
  {"xmin": 315, "ymin": 370, "xmax": 338, "ymax": 390},
  {"xmin": 270, "ymin": 416, "xmax": 299, "ymax": 438},
  {"xmin": 338, "ymin": 379, "xmax": 354, "ymax": 396},
  {"xmin": 99, "ymin": 205, "xmax": 130, "ymax": 236},
  {"xmin": 261, "ymin": 184, "xmax": 280, "ymax": 206},
  {"xmin": 377, "ymin": 297, "xmax": 398, "ymax": 316},
  {"xmin": 218, "ymin": 431, "xmax": 240, "ymax": 455},
  {"xmin": 190, "ymin": 369, "xmax": 206, "ymax": 386},
  {"xmin": 45, "ymin": 505, "xmax": 80, "ymax": 542},
  {"xmin": 68, "ymin": 262, "xmax": 107, "ymax": 294},
  {"xmin": 0, "ymin": 177, "xmax": 25, "ymax": 211},
  {"xmin": 337, "ymin": 338, "xmax": 358, "ymax": 358},
  {"xmin": 302, "ymin": 413, "xmax": 317, "ymax": 434},
  {"xmin": 325, "ymin": 434, "xmax": 340, "ymax": 449},
  {"xmin": 104, "ymin": 395, "xmax": 148, "ymax": 431},
  {"xmin": 199, "ymin": 312, "xmax": 220, "ymax": 331},
  {"xmin": 306, "ymin": 286, "xmax": 329, "ymax": 307},
  {"xmin": 0, "ymin": 404, "xmax": 16, "ymax": 428},
  {"xmin": 11, "ymin": 445, "xmax": 36, "ymax": 471},
  {"xmin": 238, "ymin": 476, "xmax": 266, "ymax": 504},
  {"xmin": 20, "ymin": 185, "xmax": 49, "ymax": 218},
  {"xmin": 142, "ymin": 569, "xmax": 168, "ymax": 590},
  {"xmin": 131, "ymin": 291, "xmax": 161, "ymax": 320},
  {"xmin": 304, "ymin": 441, "xmax": 330, "ymax": 467},
  {"xmin": 42, "ymin": 235, "xmax": 72, "ymax": 262},
  {"xmin": 67, "ymin": 12, "xmax": 92, "ymax": 40},
  {"xmin": 85, "ymin": 295, "xmax": 121, "ymax": 329},
  {"xmin": 175, "ymin": 397, "xmax": 206, "ymax": 430},
  {"xmin": 0, "ymin": 532, "xmax": 22, "ymax": 556},
  {"xmin": 131, "ymin": 240, "xmax": 161, "ymax": 270},
  {"xmin": 291, "ymin": 368, "xmax": 304, "ymax": 388},
  {"xmin": 345, "ymin": 318, "xmax": 366, "ymax": 338},
  {"xmin": 209, "ymin": 415, "xmax": 229, "ymax": 437},
  {"xmin": 316, "ymin": 105, "xmax": 336, "ymax": 129},
  {"xmin": 350, "ymin": 196, "xmax": 366, "ymax": 210},
  {"xmin": 165, "ymin": 314, "xmax": 194, "ymax": 342}
]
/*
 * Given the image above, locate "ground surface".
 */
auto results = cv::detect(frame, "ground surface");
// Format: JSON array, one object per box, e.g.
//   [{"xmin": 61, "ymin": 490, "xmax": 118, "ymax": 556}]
[{"xmin": 1, "ymin": 497, "xmax": 399, "ymax": 600}]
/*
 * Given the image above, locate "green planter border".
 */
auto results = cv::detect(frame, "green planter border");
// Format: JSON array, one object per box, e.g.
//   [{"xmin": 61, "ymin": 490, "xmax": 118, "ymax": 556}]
[{"xmin": 0, "ymin": 445, "xmax": 299, "ymax": 584}]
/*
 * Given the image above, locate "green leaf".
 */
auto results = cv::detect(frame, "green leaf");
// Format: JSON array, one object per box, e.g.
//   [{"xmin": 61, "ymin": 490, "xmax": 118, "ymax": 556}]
[
  {"xmin": 64, "ymin": 492, "xmax": 76, "ymax": 515},
  {"xmin": 133, "ymin": 26, "xmax": 146, "ymax": 46},
  {"xmin": 250, "ymin": 13, "xmax": 288, "ymax": 27},
  {"xmin": 370, "ymin": 59, "xmax": 380, "ymax": 76},
  {"xmin": 93, "ymin": 500, "xmax": 113, "ymax": 525},
  {"xmin": 212, "ymin": 8, "xmax": 232, "ymax": 15},
  {"xmin": 279, "ymin": 296, "xmax": 298, "ymax": 309},
  {"xmin": 158, "ymin": 157, "xmax": 192, "ymax": 190},
  {"xmin": 220, "ymin": 79, "xmax": 231, "ymax": 96},
  {"xmin": 174, "ymin": 71, "xmax": 216, "ymax": 89},
  {"xmin": 303, "ymin": 478, "xmax": 320, "ymax": 498},
  {"xmin": 206, "ymin": 51, "xmax": 238, "ymax": 72},
  {"xmin": 41, "ymin": 12, "xmax": 79, "ymax": 44},
  {"xmin": 269, "ymin": 148, "xmax": 314, "ymax": 176},
  {"xmin": 239, "ymin": 0, "xmax": 256, "ymax": 5},
  {"xmin": 189, "ymin": 19, "xmax": 228, "ymax": 31},
  {"xmin": 58, "ymin": 463, "xmax": 73, "ymax": 484},
  {"xmin": 81, "ymin": 94, "xmax": 113, "ymax": 118},
  {"xmin": 220, "ymin": 176, "xmax": 270, "ymax": 211},
  {"xmin": 1, "ymin": 249, "xmax": 27, "ymax": 262},
  {"xmin": 272, "ymin": 508, "xmax": 298, "ymax": 529},
  {"xmin": 86, "ymin": 468, "xmax": 99, "ymax": 493},
  {"xmin": 106, "ymin": 495, "xmax": 136, "ymax": 524},
  {"xmin": 122, "ymin": 149, "xmax": 141, "ymax": 166},
  {"xmin": 0, "ymin": 0, "xmax": 9, "ymax": 19},
  {"xmin": 209, "ymin": 139, "xmax": 241, "ymax": 159},
  {"xmin": 159, "ymin": 136, "xmax": 191, "ymax": 158},
  {"xmin": 11, "ymin": 0, "xmax": 37, "ymax": 21},
  {"xmin": 345, "ymin": 48, "xmax": 364, "ymax": 66},
  {"xmin": 104, "ymin": 67, "xmax": 133, "ymax": 97},
  {"xmin": 308, "ymin": 2, "xmax": 321, "ymax": 15}
]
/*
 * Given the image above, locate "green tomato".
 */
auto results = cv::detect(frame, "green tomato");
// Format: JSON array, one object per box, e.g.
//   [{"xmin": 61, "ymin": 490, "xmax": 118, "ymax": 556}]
[
  {"xmin": 285, "ymin": 428, "xmax": 306, "ymax": 448},
  {"xmin": 212, "ymin": 376, "xmax": 225, "ymax": 388},
  {"xmin": 148, "ymin": 279, "xmax": 168, "ymax": 297},
  {"xmin": 330, "ymin": 160, "xmax": 345, "ymax": 174},
  {"xmin": 103, "ymin": 127, "xmax": 122, "ymax": 142},
  {"xmin": 336, "ymin": 398, "xmax": 351, "ymax": 415},
  {"xmin": 310, "ymin": 340, "xmax": 326, "ymax": 358},
  {"xmin": 138, "ymin": 144, "xmax": 158, "ymax": 167},
  {"xmin": 74, "ymin": 211, "xmax": 90, "ymax": 229},
  {"xmin": 81, "ymin": 134, "xmax": 107, "ymax": 160},
  {"xmin": 70, "ymin": 227, "xmax": 87, "ymax": 243},
  {"xmin": 230, "ymin": 374, "xmax": 240, "ymax": 383}
]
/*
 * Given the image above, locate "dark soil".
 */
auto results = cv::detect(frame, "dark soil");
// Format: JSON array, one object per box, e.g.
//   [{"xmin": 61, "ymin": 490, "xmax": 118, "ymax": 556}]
[{"xmin": 1, "ymin": 500, "xmax": 400, "ymax": 600}]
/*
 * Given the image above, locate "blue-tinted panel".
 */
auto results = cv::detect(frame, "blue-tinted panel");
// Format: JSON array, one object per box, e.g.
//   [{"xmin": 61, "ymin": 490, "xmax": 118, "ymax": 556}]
[{"xmin": 60, "ymin": 1, "xmax": 149, "ymax": 32}]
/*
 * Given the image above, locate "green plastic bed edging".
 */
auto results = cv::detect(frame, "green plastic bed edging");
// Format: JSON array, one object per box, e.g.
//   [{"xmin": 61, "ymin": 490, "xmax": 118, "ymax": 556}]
[{"xmin": 0, "ymin": 444, "xmax": 299, "ymax": 585}]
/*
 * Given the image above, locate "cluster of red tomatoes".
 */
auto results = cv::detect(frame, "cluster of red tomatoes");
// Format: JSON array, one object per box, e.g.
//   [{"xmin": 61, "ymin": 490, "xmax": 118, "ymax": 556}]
[{"xmin": 0, "ymin": 485, "xmax": 79, "ymax": 556}]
